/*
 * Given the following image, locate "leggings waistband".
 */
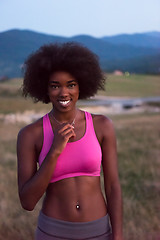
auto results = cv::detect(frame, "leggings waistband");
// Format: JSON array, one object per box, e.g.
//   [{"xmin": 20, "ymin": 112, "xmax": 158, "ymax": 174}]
[{"xmin": 37, "ymin": 211, "xmax": 112, "ymax": 239}]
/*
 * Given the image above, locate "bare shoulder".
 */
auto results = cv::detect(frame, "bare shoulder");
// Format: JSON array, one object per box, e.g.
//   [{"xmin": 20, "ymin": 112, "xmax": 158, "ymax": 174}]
[
  {"xmin": 91, "ymin": 113, "xmax": 115, "ymax": 144},
  {"xmin": 92, "ymin": 113, "xmax": 113, "ymax": 125},
  {"xmin": 17, "ymin": 117, "xmax": 43, "ymax": 143},
  {"xmin": 92, "ymin": 114, "xmax": 115, "ymax": 134}
]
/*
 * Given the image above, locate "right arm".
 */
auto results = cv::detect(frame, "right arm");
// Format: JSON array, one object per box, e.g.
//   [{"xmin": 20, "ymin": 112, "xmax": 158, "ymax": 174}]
[{"xmin": 17, "ymin": 122, "xmax": 75, "ymax": 211}]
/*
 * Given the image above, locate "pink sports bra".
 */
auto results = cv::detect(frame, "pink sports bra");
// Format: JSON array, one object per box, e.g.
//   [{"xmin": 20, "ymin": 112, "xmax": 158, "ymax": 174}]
[{"xmin": 38, "ymin": 111, "xmax": 102, "ymax": 183}]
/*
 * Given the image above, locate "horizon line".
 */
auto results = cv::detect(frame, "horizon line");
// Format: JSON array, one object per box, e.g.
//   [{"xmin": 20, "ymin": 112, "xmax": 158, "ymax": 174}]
[{"xmin": 0, "ymin": 28, "xmax": 160, "ymax": 38}]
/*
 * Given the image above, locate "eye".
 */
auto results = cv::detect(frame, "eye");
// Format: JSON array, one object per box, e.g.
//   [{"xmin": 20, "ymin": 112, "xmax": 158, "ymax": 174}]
[
  {"xmin": 50, "ymin": 85, "xmax": 59, "ymax": 89},
  {"xmin": 68, "ymin": 83, "xmax": 76, "ymax": 88}
]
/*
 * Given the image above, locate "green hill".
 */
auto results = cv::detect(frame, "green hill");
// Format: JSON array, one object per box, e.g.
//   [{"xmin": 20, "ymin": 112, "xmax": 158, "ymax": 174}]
[{"xmin": 0, "ymin": 29, "xmax": 160, "ymax": 77}]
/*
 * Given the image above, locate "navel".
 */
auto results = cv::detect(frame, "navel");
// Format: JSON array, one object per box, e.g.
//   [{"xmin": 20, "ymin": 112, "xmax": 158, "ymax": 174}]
[{"xmin": 76, "ymin": 201, "xmax": 80, "ymax": 210}]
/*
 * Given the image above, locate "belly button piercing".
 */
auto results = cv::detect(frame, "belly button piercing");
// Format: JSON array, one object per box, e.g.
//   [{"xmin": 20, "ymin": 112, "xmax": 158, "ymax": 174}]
[{"xmin": 76, "ymin": 201, "xmax": 80, "ymax": 209}]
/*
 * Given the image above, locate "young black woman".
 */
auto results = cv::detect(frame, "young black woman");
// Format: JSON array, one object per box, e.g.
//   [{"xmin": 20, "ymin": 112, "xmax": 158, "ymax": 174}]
[{"xmin": 17, "ymin": 42, "xmax": 123, "ymax": 240}]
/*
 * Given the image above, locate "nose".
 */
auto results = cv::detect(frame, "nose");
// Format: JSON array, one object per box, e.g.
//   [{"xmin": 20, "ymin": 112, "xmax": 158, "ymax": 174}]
[{"xmin": 59, "ymin": 86, "xmax": 69, "ymax": 97}]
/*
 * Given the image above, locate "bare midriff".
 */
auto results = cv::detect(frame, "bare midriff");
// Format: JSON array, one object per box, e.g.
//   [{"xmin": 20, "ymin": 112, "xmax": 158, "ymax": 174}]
[{"xmin": 42, "ymin": 175, "xmax": 107, "ymax": 222}]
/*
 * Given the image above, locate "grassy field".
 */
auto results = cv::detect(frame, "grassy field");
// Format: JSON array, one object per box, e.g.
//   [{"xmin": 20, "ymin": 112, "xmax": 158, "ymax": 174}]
[
  {"xmin": 103, "ymin": 74, "xmax": 160, "ymax": 97},
  {"xmin": 0, "ymin": 74, "xmax": 160, "ymax": 240},
  {"xmin": 0, "ymin": 74, "xmax": 160, "ymax": 113}
]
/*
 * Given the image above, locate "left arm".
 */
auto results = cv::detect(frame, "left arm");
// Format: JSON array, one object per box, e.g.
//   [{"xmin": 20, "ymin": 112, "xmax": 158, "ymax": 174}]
[{"xmin": 101, "ymin": 117, "xmax": 123, "ymax": 240}]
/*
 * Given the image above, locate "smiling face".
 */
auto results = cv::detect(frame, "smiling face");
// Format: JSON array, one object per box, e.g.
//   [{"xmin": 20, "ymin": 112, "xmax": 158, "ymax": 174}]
[{"xmin": 48, "ymin": 71, "xmax": 79, "ymax": 113}]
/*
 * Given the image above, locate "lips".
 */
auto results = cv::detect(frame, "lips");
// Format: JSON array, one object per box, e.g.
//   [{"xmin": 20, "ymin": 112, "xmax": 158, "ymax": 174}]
[{"xmin": 58, "ymin": 99, "xmax": 71, "ymax": 107}]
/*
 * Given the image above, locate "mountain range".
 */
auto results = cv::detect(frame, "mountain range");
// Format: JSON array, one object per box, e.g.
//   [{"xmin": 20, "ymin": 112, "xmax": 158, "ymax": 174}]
[{"xmin": 0, "ymin": 29, "xmax": 160, "ymax": 78}]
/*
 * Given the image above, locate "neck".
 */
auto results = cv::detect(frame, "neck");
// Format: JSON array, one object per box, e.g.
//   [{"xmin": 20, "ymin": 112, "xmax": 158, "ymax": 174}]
[{"xmin": 51, "ymin": 108, "xmax": 77, "ymax": 123}]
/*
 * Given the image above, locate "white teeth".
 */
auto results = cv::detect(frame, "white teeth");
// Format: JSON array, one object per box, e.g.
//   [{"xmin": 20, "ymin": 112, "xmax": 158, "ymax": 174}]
[{"xmin": 59, "ymin": 100, "xmax": 70, "ymax": 105}]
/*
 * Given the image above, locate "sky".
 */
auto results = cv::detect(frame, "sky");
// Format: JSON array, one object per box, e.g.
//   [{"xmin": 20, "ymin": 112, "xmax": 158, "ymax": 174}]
[{"xmin": 0, "ymin": 0, "xmax": 160, "ymax": 37}]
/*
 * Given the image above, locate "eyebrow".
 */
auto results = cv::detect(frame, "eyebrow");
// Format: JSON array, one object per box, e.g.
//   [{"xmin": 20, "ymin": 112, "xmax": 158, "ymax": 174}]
[
  {"xmin": 49, "ymin": 81, "xmax": 59, "ymax": 84},
  {"xmin": 67, "ymin": 80, "xmax": 77, "ymax": 83},
  {"xmin": 49, "ymin": 80, "xmax": 76, "ymax": 84}
]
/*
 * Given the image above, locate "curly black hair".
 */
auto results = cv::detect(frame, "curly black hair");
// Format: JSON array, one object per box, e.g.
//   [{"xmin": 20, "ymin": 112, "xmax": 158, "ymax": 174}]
[{"xmin": 22, "ymin": 42, "xmax": 105, "ymax": 103}]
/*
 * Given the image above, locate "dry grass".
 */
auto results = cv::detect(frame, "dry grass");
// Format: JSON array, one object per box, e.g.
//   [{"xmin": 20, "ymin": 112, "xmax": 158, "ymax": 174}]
[
  {"xmin": 102, "ymin": 74, "xmax": 160, "ymax": 97},
  {"xmin": 0, "ymin": 75, "xmax": 160, "ymax": 239},
  {"xmin": 0, "ymin": 120, "xmax": 41, "ymax": 240},
  {"xmin": 0, "ymin": 74, "xmax": 160, "ymax": 113},
  {"xmin": 113, "ymin": 113, "xmax": 160, "ymax": 240},
  {"xmin": 0, "ymin": 112, "xmax": 160, "ymax": 240}
]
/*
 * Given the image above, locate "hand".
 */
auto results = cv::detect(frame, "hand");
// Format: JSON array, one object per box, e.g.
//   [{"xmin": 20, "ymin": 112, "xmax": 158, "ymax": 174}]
[{"xmin": 51, "ymin": 123, "xmax": 76, "ymax": 155}]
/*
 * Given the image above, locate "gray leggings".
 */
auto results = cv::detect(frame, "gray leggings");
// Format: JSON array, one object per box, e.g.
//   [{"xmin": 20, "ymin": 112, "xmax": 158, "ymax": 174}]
[{"xmin": 35, "ymin": 211, "xmax": 112, "ymax": 240}]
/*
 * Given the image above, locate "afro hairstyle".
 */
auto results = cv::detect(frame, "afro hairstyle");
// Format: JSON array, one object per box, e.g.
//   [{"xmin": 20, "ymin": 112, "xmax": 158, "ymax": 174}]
[{"xmin": 22, "ymin": 42, "xmax": 105, "ymax": 103}]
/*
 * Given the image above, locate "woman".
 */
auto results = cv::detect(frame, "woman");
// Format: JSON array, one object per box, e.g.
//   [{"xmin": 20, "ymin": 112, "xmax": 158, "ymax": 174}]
[{"xmin": 17, "ymin": 42, "xmax": 123, "ymax": 240}]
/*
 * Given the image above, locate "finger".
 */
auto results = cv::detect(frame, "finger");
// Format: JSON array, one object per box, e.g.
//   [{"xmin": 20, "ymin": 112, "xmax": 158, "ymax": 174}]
[
  {"xmin": 64, "ymin": 130, "xmax": 76, "ymax": 140},
  {"xmin": 58, "ymin": 124, "xmax": 74, "ymax": 134},
  {"xmin": 59, "ymin": 130, "xmax": 75, "ymax": 143},
  {"xmin": 61, "ymin": 128, "xmax": 75, "ymax": 137}
]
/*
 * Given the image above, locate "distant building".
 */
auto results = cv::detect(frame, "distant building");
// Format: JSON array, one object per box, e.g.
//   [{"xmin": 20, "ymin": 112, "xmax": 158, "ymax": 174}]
[
  {"xmin": 113, "ymin": 70, "xmax": 123, "ymax": 76},
  {"xmin": 0, "ymin": 76, "xmax": 8, "ymax": 82}
]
